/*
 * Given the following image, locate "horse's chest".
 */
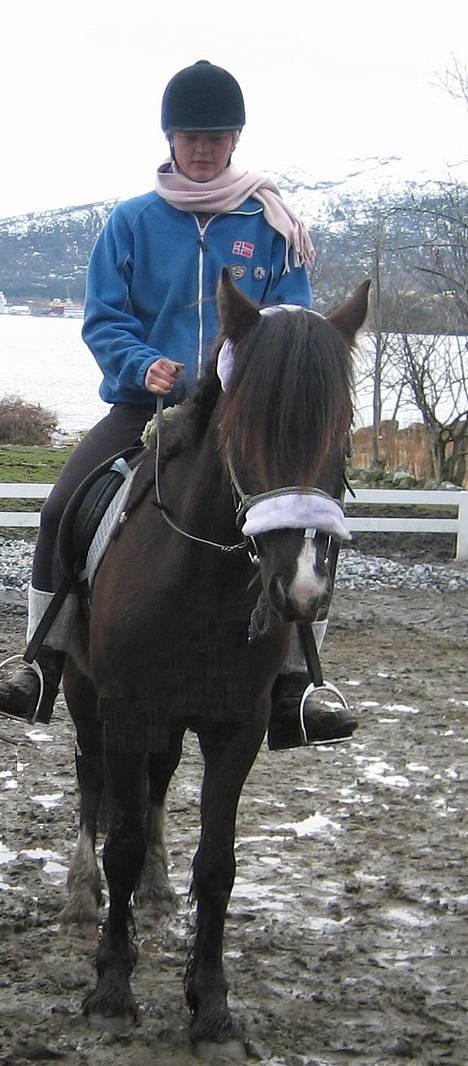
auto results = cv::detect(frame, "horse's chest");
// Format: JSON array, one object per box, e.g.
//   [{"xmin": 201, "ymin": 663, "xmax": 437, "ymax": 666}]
[{"xmin": 99, "ymin": 612, "xmax": 253, "ymax": 752}]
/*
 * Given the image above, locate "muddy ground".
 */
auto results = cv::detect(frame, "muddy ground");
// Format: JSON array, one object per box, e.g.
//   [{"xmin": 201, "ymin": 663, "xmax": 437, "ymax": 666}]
[{"xmin": 0, "ymin": 538, "xmax": 467, "ymax": 1066}]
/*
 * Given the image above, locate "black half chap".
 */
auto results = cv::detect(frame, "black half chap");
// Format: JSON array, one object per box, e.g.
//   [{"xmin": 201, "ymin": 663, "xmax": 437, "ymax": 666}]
[{"xmin": 33, "ymin": 402, "xmax": 155, "ymax": 591}]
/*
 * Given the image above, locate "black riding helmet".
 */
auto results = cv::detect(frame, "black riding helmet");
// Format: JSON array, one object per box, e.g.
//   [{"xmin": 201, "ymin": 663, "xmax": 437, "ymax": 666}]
[{"xmin": 161, "ymin": 60, "xmax": 246, "ymax": 132}]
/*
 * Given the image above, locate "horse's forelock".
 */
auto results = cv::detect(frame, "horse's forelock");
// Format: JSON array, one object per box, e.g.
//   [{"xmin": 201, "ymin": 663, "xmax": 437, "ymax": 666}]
[{"xmin": 219, "ymin": 310, "xmax": 353, "ymax": 489}]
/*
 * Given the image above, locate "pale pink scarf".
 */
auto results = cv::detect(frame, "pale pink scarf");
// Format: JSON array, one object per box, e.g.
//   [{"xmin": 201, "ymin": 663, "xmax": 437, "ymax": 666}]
[{"xmin": 155, "ymin": 162, "xmax": 315, "ymax": 273}]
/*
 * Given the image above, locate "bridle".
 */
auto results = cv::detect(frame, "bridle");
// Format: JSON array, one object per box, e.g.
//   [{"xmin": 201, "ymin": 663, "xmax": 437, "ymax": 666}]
[
  {"xmin": 153, "ymin": 396, "xmax": 250, "ymax": 555},
  {"xmin": 153, "ymin": 395, "xmax": 344, "ymax": 563},
  {"xmin": 151, "ymin": 397, "xmax": 354, "ymax": 735}
]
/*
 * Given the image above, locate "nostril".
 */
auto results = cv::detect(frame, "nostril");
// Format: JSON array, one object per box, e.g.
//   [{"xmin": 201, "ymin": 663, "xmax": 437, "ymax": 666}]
[
  {"xmin": 314, "ymin": 562, "xmax": 331, "ymax": 595},
  {"xmin": 268, "ymin": 574, "xmax": 287, "ymax": 612}
]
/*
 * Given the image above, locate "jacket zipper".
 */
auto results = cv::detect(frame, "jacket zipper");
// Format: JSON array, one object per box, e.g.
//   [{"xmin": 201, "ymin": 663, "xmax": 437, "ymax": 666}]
[
  {"xmin": 194, "ymin": 207, "xmax": 264, "ymax": 375},
  {"xmin": 195, "ymin": 215, "xmax": 217, "ymax": 377}
]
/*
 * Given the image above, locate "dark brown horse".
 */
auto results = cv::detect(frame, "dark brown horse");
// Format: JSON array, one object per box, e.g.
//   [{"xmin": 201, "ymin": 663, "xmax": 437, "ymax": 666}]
[{"xmin": 62, "ymin": 271, "xmax": 369, "ymax": 1045}]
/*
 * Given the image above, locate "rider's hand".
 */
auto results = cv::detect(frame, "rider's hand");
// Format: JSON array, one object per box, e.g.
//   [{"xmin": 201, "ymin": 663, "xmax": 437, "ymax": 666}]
[{"xmin": 144, "ymin": 358, "xmax": 184, "ymax": 396}]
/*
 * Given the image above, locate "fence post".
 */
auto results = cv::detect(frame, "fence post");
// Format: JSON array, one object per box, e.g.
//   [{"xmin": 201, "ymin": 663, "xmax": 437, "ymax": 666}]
[{"xmin": 456, "ymin": 493, "xmax": 468, "ymax": 562}]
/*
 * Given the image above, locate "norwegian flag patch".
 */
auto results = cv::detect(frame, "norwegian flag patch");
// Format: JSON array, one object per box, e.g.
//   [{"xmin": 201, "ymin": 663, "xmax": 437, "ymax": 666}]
[{"xmin": 232, "ymin": 240, "xmax": 255, "ymax": 258}]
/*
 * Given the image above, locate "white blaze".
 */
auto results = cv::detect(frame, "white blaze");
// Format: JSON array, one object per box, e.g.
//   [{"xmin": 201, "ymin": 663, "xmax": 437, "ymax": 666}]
[{"xmin": 288, "ymin": 535, "xmax": 328, "ymax": 612}]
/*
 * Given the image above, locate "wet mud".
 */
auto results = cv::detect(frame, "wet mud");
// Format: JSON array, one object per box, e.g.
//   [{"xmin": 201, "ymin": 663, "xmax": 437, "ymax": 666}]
[{"xmin": 0, "ymin": 575, "xmax": 467, "ymax": 1066}]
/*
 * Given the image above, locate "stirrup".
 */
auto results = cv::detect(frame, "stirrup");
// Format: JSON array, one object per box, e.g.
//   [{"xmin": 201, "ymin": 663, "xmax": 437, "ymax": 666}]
[
  {"xmin": 0, "ymin": 653, "xmax": 45, "ymax": 724},
  {"xmin": 299, "ymin": 679, "xmax": 354, "ymax": 747}
]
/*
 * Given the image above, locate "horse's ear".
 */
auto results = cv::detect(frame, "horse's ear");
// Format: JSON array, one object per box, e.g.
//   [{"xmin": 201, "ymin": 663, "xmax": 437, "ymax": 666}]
[
  {"xmin": 217, "ymin": 267, "xmax": 261, "ymax": 342},
  {"xmin": 328, "ymin": 280, "xmax": 371, "ymax": 345}
]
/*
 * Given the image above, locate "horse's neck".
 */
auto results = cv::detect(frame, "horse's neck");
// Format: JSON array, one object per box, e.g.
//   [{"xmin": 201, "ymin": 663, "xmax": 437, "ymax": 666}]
[
  {"xmin": 134, "ymin": 413, "xmax": 233, "ymax": 546},
  {"xmin": 166, "ymin": 426, "xmax": 236, "ymax": 544}
]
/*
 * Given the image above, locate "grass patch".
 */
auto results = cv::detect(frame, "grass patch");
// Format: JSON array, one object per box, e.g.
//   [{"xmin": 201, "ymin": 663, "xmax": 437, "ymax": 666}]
[
  {"xmin": 346, "ymin": 502, "xmax": 457, "ymax": 519},
  {"xmin": 0, "ymin": 445, "xmax": 75, "ymax": 539},
  {"xmin": 0, "ymin": 444, "xmax": 74, "ymax": 482}
]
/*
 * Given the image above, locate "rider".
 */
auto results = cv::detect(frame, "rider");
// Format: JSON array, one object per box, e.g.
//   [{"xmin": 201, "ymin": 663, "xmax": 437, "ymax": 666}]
[{"xmin": 0, "ymin": 60, "xmax": 356, "ymax": 746}]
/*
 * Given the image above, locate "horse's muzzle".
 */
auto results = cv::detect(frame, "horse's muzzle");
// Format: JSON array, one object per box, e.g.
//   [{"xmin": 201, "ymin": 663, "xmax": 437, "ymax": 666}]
[{"xmin": 267, "ymin": 563, "xmax": 330, "ymax": 621}]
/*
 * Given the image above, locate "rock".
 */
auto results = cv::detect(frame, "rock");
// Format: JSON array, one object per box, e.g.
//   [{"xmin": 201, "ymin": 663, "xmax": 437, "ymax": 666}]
[{"xmin": 392, "ymin": 469, "xmax": 413, "ymax": 483}]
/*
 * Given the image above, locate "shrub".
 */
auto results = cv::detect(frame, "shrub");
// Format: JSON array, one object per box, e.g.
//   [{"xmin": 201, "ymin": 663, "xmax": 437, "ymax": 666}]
[{"xmin": 0, "ymin": 395, "xmax": 58, "ymax": 445}]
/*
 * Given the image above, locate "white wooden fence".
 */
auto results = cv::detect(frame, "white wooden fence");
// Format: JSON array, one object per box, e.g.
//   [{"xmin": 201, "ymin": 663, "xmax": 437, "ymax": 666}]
[{"xmin": 0, "ymin": 483, "xmax": 467, "ymax": 561}]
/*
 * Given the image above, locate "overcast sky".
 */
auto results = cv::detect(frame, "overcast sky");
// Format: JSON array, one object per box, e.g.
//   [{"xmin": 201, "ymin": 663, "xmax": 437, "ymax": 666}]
[{"xmin": 1, "ymin": 0, "xmax": 466, "ymax": 218}]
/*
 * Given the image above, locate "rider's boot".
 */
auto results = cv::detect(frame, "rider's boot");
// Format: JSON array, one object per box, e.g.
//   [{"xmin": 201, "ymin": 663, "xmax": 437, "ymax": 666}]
[
  {"xmin": 0, "ymin": 646, "xmax": 65, "ymax": 724},
  {"xmin": 268, "ymin": 620, "xmax": 358, "ymax": 750},
  {"xmin": 0, "ymin": 586, "xmax": 76, "ymax": 724}
]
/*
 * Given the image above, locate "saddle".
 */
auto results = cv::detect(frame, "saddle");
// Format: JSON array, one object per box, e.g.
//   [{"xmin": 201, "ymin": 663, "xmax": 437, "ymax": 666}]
[{"xmin": 57, "ymin": 447, "xmax": 143, "ymax": 585}]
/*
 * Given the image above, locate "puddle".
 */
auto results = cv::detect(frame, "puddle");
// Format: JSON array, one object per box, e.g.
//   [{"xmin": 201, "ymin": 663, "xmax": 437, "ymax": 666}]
[
  {"xmin": 1, "ymin": 772, "xmax": 17, "ymax": 790},
  {"xmin": 384, "ymin": 703, "xmax": 420, "ymax": 714},
  {"xmin": 277, "ymin": 813, "xmax": 342, "ymax": 836},
  {"xmin": 0, "ymin": 845, "xmax": 68, "ymax": 886},
  {"xmin": 0, "ymin": 841, "xmax": 17, "ymax": 864},
  {"xmin": 236, "ymin": 835, "xmax": 282, "ymax": 848},
  {"xmin": 385, "ymin": 904, "xmax": 433, "ymax": 928},
  {"xmin": 304, "ymin": 913, "xmax": 352, "ymax": 932},
  {"xmin": 339, "ymin": 786, "xmax": 373, "ymax": 804},
  {"xmin": 0, "ymin": 874, "xmax": 23, "ymax": 893},
  {"xmin": 43, "ymin": 860, "xmax": 68, "ymax": 884},
  {"xmin": 364, "ymin": 767, "xmax": 411, "ymax": 793},
  {"xmin": 354, "ymin": 756, "xmax": 410, "ymax": 789},
  {"xmin": 232, "ymin": 878, "xmax": 291, "ymax": 911},
  {"xmin": 20, "ymin": 847, "xmax": 65, "ymax": 863},
  {"xmin": 31, "ymin": 792, "xmax": 64, "ymax": 809},
  {"xmin": 25, "ymin": 729, "xmax": 54, "ymax": 743}
]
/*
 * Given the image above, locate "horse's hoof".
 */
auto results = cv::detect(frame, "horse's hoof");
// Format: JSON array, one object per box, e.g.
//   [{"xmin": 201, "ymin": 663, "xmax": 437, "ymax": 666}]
[
  {"xmin": 192, "ymin": 1036, "xmax": 247, "ymax": 1061},
  {"xmin": 82, "ymin": 988, "xmax": 138, "ymax": 1027},
  {"xmin": 134, "ymin": 885, "xmax": 178, "ymax": 917},
  {"xmin": 86, "ymin": 1012, "xmax": 136, "ymax": 1032},
  {"xmin": 189, "ymin": 1013, "xmax": 244, "ymax": 1055},
  {"xmin": 60, "ymin": 893, "xmax": 101, "ymax": 929}
]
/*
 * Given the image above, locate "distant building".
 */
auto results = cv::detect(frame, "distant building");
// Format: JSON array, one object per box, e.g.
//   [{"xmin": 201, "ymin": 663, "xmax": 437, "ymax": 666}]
[{"xmin": 0, "ymin": 291, "xmax": 7, "ymax": 313}]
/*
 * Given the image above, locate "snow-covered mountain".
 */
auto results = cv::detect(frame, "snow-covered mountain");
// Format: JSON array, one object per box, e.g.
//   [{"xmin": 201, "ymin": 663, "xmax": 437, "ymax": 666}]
[{"xmin": 0, "ymin": 155, "xmax": 464, "ymax": 319}]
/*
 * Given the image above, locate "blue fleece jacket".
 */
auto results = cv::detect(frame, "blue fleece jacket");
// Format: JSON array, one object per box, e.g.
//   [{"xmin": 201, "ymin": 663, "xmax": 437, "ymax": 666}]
[{"xmin": 82, "ymin": 191, "xmax": 312, "ymax": 405}]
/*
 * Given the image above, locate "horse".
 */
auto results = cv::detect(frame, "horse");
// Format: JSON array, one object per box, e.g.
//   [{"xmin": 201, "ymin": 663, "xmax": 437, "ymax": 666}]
[{"xmin": 61, "ymin": 270, "xmax": 370, "ymax": 1045}]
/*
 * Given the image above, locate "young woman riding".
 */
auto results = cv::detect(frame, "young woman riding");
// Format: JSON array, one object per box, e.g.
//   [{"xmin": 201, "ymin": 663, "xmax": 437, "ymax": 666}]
[{"xmin": 0, "ymin": 60, "xmax": 356, "ymax": 746}]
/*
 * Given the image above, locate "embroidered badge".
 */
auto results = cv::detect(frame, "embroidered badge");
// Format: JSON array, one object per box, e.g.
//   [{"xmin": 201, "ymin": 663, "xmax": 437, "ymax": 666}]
[
  {"xmin": 230, "ymin": 264, "xmax": 247, "ymax": 280},
  {"xmin": 253, "ymin": 266, "xmax": 267, "ymax": 280},
  {"xmin": 232, "ymin": 240, "xmax": 255, "ymax": 258}
]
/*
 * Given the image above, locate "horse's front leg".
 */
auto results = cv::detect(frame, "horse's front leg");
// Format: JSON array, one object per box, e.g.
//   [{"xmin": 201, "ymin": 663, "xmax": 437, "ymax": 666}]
[
  {"xmin": 185, "ymin": 709, "xmax": 267, "ymax": 1045},
  {"xmin": 82, "ymin": 750, "xmax": 147, "ymax": 1024},
  {"xmin": 135, "ymin": 729, "xmax": 184, "ymax": 915},
  {"xmin": 61, "ymin": 664, "xmax": 104, "ymax": 927}
]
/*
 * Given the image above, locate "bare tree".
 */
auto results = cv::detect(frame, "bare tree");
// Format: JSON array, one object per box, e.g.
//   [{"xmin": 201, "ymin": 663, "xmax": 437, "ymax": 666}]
[
  {"xmin": 435, "ymin": 55, "xmax": 468, "ymax": 109},
  {"xmin": 403, "ymin": 182, "xmax": 468, "ymax": 325},
  {"xmin": 387, "ymin": 330, "xmax": 468, "ymax": 483}
]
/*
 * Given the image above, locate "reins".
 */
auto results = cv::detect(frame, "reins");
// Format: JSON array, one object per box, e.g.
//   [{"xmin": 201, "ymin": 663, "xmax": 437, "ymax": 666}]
[
  {"xmin": 153, "ymin": 395, "xmax": 249, "ymax": 555},
  {"xmin": 153, "ymin": 395, "xmax": 342, "ymax": 558}
]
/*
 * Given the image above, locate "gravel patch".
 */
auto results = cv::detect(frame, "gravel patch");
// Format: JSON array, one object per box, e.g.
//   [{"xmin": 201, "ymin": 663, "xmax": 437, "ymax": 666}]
[{"xmin": 1, "ymin": 536, "xmax": 468, "ymax": 603}]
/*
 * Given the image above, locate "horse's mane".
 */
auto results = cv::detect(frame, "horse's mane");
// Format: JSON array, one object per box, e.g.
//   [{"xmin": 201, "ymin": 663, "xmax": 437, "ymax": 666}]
[
  {"xmin": 138, "ymin": 308, "xmax": 353, "ymax": 492},
  {"xmin": 219, "ymin": 309, "xmax": 353, "ymax": 488}
]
